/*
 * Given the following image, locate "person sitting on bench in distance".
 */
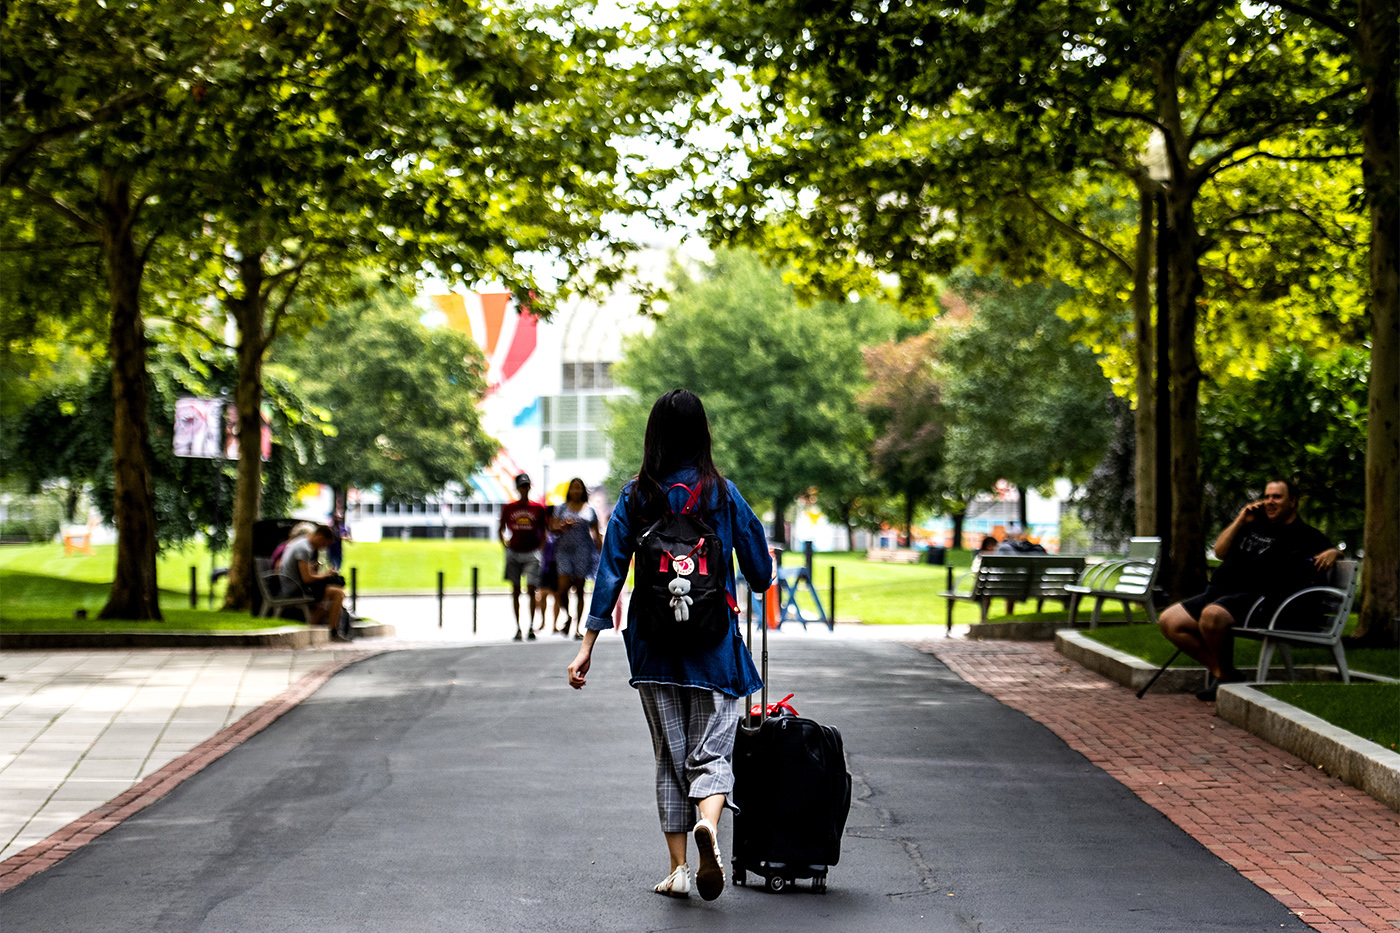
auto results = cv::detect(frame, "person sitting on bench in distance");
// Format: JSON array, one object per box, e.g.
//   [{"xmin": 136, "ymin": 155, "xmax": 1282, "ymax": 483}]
[
  {"xmin": 278, "ymin": 523, "xmax": 348, "ymax": 638},
  {"xmin": 1157, "ymin": 479, "xmax": 1339, "ymax": 701}
]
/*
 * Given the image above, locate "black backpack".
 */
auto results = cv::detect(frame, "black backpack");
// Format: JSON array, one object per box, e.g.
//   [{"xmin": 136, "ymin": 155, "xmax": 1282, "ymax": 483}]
[{"xmin": 632, "ymin": 483, "xmax": 733, "ymax": 653}]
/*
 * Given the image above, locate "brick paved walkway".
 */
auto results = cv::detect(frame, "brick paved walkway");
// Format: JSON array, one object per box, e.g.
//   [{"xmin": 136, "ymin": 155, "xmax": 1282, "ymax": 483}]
[{"xmin": 921, "ymin": 639, "xmax": 1400, "ymax": 933}]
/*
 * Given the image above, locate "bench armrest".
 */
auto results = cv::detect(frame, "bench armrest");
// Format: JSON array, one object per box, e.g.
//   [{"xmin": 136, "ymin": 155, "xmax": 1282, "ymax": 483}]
[
  {"xmin": 1077, "ymin": 560, "xmax": 1124, "ymax": 589},
  {"xmin": 1261, "ymin": 586, "xmax": 1347, "ymax": 632},
  {"xmin": 1237, "ymin": 595, "xmax": 1270, "ymax": 629}
]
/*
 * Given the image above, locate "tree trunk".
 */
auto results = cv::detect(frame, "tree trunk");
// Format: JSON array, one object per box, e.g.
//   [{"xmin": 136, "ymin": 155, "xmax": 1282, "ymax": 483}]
[
  {"xmin": 1133, "ymin": 187, "xmax": 1157, "ymax": 537},
  {"xmin": 1351, "ymin": 0, "xmax": 1400, "ymax": 646},
  {"xmin": 1016, "ymin": 484, "xmax": 1029, "ymax": 529},
  {"xmin": 903, "ymin": 492, "xmax": 915, "ymax": 545},
  {"xmin": 98, "ymin": 172, "xmax": 162, "ymax": 620},
  {"xmin": 1157, "ymin": 60, "xmax": 1208, "ymax": 602},
  {"xmin": 64, "ymin": 483, "xmax": 79, "ymax": 524},
  {"xmin": 839, "ymin": 501, "xmax": 856, "ymax": 551},
  {"xmin": 950, "ymin": 509, "xmax": 966, "ymax": 550},
  {"xmin": 221, "ymin": 253, "xmax": 269, "ymax": 611},
  {"xmin": 1162, "ymin": 184, "xmax": 1208, "ymax": 601}
]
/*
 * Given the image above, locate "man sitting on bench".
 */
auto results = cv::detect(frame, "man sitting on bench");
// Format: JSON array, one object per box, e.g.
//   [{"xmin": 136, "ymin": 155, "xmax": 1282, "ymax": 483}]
[
  {"xmin": 1158, "ymin": 479, "xmax": 1338, "ymax": 701},
  {"xmin": 279, "ymin": 524, "xmax": 349, "ymax": 640}
]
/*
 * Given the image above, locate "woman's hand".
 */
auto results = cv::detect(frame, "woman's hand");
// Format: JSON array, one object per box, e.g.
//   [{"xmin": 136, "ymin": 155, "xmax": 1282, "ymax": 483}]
[{"xmin": 567, "ymin": 647, "xmax": 591, "ymax": 689}]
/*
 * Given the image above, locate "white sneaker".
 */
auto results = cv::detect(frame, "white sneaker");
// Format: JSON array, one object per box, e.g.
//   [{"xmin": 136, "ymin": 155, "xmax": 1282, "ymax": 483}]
[
  {"xmin": 654, "ymin": 864, "xmax": 691, "ymax": 898},
  {"xmin": 693, "ymin": 818, "xmax": 725, "ymax": 901}
]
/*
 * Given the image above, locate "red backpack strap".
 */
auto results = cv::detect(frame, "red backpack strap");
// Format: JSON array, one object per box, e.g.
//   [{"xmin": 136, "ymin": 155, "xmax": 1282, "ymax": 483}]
[{"xmin": 669, "ymin": 482, "xmax": 704, "ymax": 515}]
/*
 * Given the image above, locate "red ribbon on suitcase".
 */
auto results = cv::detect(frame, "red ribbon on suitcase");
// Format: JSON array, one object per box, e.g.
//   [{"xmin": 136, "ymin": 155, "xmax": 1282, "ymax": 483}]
[{"xmin": 750, "ymin": 693, "xmax": 797, "ymax": 718}]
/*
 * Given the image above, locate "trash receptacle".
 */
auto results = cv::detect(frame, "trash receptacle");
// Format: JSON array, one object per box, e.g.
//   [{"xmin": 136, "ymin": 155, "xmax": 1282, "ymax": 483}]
[{"xmin": 924, "ymin": 546, "xmax": 946, "ymax": 565}]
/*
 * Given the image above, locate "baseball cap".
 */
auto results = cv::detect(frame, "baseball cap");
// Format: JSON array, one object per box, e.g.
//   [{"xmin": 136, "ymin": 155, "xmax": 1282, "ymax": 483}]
[{"xmin": 514, "ymin": 473, "xmax": 531, "ymax": 487}]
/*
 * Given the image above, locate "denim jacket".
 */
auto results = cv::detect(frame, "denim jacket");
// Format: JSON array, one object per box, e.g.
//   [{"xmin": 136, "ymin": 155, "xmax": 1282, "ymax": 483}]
[{"xmin": 586, "ymin": 467, "xmax": 771, "ymax": 698}]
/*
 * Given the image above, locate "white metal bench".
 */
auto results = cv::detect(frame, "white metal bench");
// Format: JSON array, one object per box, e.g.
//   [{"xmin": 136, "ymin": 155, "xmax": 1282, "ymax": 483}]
[
  {"xmin": 1065, "ymin": 537, "xmax": 1161, "ymax": 628},
  {"xmin": 1233, "ymin": 559, "xmax": 1358, "ymax": 683},
  {"xmin": 254, "ymin": 556, "xmax": 315, "ymax": 620},
  {"xmin": 940, "ymin": 554, "xmax": 1085, "ymax": 632}
]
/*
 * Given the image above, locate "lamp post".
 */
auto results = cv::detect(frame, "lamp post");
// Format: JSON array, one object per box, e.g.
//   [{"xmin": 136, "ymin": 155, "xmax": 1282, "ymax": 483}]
[
  {"xmin": 539, "ymin": 445, "xmax": 555, "ymax": 504},
  {"xmin": 1145, "ymin": 132, "xmax": 1172, "ymax": 571}
]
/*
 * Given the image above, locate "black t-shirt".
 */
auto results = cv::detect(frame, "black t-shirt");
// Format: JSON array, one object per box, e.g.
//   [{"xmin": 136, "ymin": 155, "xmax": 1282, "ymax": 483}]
[{"xmin": 1209, "ymin": 518, "xmax": 1331, "ymax": 596}]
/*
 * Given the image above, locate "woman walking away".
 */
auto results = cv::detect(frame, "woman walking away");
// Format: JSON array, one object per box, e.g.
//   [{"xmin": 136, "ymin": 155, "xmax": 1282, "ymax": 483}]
[
  {"xmin": 551, "ymin": 477, "xmax": 602, "ymax": 636},
  {"xmin": 567, "ymin": 390, "xmax": 771, "ymax": 902}
]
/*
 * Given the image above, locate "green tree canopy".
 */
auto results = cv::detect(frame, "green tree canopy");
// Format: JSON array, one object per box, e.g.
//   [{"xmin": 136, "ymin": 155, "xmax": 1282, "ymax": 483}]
[
  {"xmin": 859, "ymin": 332, "xmax": 945, "ymax": 546},
  {"xmin": 1200, "ymin": 346, "xmax": 1368, "ymax": 547},
  {"xmin": 609, "ymin": 249, "xmax": 905, "ymax": 544},
  {"xmin": 937, "ymin": 272, "xmax": 1115, "ymax": 522},
  {"xmin": 668, "ymin": 0, "xmax": 1378, "ymax": 604}
]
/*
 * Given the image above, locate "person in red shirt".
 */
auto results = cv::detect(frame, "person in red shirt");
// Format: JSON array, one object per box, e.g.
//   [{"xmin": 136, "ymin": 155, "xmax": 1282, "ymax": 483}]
[{"xmin": 499, "ymin": 473, "xmax": 549, "ymax": 641}]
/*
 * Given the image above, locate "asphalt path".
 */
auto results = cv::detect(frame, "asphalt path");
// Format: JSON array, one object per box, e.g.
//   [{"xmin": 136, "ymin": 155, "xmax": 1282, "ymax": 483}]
[{"xmin": 1, "ymin": 636, "xmax": 1308, "ymax": 932}]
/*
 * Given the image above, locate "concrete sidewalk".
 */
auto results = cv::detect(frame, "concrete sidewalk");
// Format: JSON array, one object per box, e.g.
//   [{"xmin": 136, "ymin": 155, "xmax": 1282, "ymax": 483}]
[{"xmin": 0, "ymin": 648, "xmax": 367, "ymax": 861}]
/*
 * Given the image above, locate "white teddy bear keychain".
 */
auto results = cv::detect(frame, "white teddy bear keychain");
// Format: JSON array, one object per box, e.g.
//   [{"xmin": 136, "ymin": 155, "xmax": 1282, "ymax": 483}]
[{"xmin": 668, "ymin": 576, "xmax": 693, "ymax": 622}]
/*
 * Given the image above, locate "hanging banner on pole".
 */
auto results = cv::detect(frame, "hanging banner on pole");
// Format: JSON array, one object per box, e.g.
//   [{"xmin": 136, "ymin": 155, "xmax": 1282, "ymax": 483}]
[
  {"xmin": 174, "ymin": 398, "xmax": 272, "ymax": 461},
  {"xmin": 174, "ymin": 398, "xmax": 225, "ymax": 459}
]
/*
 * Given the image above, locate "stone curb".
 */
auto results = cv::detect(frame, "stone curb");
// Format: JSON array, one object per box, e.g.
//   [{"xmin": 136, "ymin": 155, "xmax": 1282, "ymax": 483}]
[
  {"xmin": 1217, "ymin": 684, "xmax": 1400, "ymax": 815},
  {"xmin": 967, "ymin": 620, "xmax": 1063, "ymax": 641},
  {"xmin": 0, "ymin": 650, "xmax": 383, "ymax": 892},
  {"xmin": 0, "ymin": 621, "xmax": 394, "ymax": 650},
  {"xmin": 1055, "ymin": 629, "xmax": 1211, "ymax": 694}
]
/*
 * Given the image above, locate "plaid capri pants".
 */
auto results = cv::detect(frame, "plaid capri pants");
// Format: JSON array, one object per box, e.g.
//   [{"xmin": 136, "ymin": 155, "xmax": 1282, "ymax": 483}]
[{"xmin": 636, "ymin": 683, "xmax": 744, "ymax": 833}]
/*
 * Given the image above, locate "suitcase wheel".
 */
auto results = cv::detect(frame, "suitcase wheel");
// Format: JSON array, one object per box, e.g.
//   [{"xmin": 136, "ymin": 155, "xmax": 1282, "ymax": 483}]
[
  {"xmin": 812, "ymin": 875, "xmax": 827, "ymax": 894},
  {"xmin": 766, "ymin": 874, "xmax": 786, "ymax": 893},
  {"xmin": 733, "ymin": 865, "xmax": 747, "ymax": 887}
]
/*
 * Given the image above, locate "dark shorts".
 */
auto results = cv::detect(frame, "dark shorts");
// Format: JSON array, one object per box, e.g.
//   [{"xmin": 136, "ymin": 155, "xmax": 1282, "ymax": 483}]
[{"xmin": 1177, "ymin": 588, "xmax": 1264, "ymax": 624}]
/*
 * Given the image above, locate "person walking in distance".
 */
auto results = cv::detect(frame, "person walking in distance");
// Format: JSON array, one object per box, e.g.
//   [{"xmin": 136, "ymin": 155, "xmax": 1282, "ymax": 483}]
[
  {"xmin": 550, "ymin": 477, "xmax": 602, "ymax": 637},
  {"xmin": 500, "ymin": 473, "xmax": 548, "ymax": 641},
  {"xmin": 567, "ymin": 390, "xmax": 771, "ymax": 901}
]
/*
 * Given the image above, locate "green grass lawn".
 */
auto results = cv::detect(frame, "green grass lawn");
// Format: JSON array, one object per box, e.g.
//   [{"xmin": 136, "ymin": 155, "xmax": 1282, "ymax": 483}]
[
  {"xmin": 775, "ymin": 549, "xmax": 1074, "ymax": 627},
  {"xmin": 1083, "ymin": 622, "xmax": 1398, "ymax": 679},
  {"xmin": 0, "ymin": 542, "xmax": 1041, "ymax": 629},
  {"xmin": 1085, "ymin": 622, "xmax": 1399, "ymax": 753},
  {"xmin": 1, "ymin": 543, "xmax": 309, "ymax": 630},
  {"xmin": 1258, "ymin": 683, "xmax": 1399, "ymax": 751}
]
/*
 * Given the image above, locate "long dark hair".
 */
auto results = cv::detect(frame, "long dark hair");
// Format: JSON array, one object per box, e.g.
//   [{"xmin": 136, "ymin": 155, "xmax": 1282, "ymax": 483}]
[{"xmin": 635, "ymin": 389, "xmax": 728, "ymax": 519}]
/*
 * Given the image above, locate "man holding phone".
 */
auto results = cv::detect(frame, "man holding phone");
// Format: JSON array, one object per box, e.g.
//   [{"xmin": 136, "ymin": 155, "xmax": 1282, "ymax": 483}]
[{"xmin": 1158, "ymin": 479, "xmax": 1339, "ymax": 700}]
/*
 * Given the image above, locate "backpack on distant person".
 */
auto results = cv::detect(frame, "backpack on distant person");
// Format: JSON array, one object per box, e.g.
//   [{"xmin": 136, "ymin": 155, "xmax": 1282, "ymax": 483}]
[{"xmin": 632, "ymin": 483, "xmax": 734, "ymax": 653}]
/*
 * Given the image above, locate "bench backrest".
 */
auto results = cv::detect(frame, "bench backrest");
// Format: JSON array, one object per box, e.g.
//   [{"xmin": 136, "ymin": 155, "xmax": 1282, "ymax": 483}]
[
  {"xmin": 1126, "ymin": 537, "xmax": 1160, "ymax": 561},
  {"xmin": 1103, "ymin": 559, "xmax": 1159, "ymax": 597},
  {"xmin": 970, "ymin": 555, "xmax": 1085, "ymax": 600},
  {"xmin": 1259, "ymin": 560, "xmax": 1359, "ymax": 636},
  {"xmin": 254, "ymin": 557, "xmax": 280, "ymax": 601},
  {"xmin": 1025, "ymin": 557, "xmax": 1087, "ymax": 598}
]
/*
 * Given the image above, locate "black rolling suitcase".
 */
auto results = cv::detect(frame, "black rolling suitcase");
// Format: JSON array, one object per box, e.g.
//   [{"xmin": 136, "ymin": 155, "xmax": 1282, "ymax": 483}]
[{"xmin": 730, "ymin": 586, "xmax": 852, "ymax": 893}]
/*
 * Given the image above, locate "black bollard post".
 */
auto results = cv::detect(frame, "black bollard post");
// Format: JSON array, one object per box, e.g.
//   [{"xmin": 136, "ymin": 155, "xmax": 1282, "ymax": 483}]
[
  {"xmin": 471, "ymin": 567, "xmax": 479, "ymax": 634},
  {"xmin": 829, "ymin": 565, "xmax": 836, "ymax": 624},
  {"xmin": 438, "ymin": 571, "xmax": 445, "ymax": 628},
  {"xmin": 804, "ymin": 540, "xmax": 814, "ymax": 578},
  {"xmin": 350, "ymin": 567, "xmax": 358, "ymax": 613},
  {"xmin": 190, "ymin": 566, "xmax": 198, "ymax": 609}
]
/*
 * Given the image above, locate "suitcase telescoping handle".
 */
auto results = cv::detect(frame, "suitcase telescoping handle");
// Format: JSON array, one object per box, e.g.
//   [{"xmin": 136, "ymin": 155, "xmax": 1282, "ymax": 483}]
[{"xmin": 741, "ymin": 574, "xmax": 770, "ymax": 734}]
